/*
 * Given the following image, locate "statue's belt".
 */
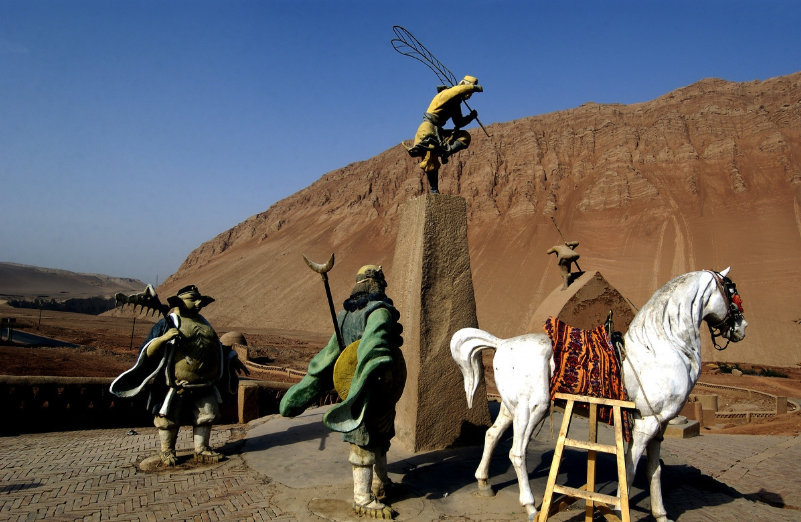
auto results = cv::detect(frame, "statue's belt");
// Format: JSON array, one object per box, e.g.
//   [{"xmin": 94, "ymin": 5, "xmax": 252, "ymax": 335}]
[{"xmin": 166, "ymin": 379, "xmax": 215, "ymax": 395}]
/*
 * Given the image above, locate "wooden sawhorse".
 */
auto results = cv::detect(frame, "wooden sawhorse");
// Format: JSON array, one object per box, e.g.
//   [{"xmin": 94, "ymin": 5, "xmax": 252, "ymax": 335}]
[{"xmin": 538, "ymin": 392, "xmax": 636, "ymax": 522}]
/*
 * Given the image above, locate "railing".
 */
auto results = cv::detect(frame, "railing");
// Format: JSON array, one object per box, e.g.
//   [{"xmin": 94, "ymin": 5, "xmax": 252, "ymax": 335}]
[
  {"xmin": 0, "ymin": 373, "xmax": 338, "ymax": 434},
  {"xmin": 0, "ymin": 376, "xmax": 151, "ymax": 433},
  {"xmin": 0, "ymin": 343, "xmax": 323, "ymax": 433}
]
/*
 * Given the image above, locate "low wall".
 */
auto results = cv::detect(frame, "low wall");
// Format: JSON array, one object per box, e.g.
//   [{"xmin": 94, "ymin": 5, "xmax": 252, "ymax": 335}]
[
  {"xmin": 680, "ymin": 381, "xmax": 793, "ymax": 426},
  {"xmin": 0, "ymin": 376, "xmax": 152, "ymax": 434},
  {"xmin": 237, "ymin": 379, "xmax": 340, "ymax": 424},
  {"xmin": 0, "ymin": 376, "xmax": 241, "ymax": 434},
  {"xmin": 0, "ymin": 375, "xmax": 337, "ymax": 434}
]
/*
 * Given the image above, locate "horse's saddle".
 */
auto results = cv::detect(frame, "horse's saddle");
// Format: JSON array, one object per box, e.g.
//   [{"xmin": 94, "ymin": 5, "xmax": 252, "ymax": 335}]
[{"xmin": 545, "ymin": 315, "xmax": 632, "ymax": 441}]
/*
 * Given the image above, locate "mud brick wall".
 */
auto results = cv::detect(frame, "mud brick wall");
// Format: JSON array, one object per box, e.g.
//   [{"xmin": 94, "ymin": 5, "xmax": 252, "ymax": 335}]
[{"xmin": 0, "ymin": 376, "xmax": 241, "ymax": 434}]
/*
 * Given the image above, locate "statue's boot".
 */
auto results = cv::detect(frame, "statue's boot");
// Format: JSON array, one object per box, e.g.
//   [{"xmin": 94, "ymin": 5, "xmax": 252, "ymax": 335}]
[
  {"xmin": 158, "ymin": 427, "xmax": 179, "ymax": 466},
  {"xmin": 407, "ymin": 136, "xmax": 439, "ymax": 158},
  {"xmin": 425, "ymin": 170, "xmax": 439, "ymax": 194},
  {"xmin": 372, "ymin": 452, "xmax": 394, "ymax": 500},
  {"xmin": 353, "ymin": 464, "xmax": 395, "ymax": 519},
  {"xmin": 440, "ymin": 139, "xmax": 467, "ymax": 164},
  {"xmin": 193, "ymin": 424, "xmax": 222, "ymax": 463}
]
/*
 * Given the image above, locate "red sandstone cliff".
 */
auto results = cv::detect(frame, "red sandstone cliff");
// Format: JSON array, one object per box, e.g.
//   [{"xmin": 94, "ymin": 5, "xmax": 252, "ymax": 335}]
[{"xmin": 161, "ymin": 72, "xmax": 801, "ymax": 367}]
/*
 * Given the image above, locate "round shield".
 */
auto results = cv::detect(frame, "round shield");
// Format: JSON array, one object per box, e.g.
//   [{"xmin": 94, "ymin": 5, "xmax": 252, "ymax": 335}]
[{"xmin": 333, "ymin": 339, "xmax": 360, "ymax": 400}]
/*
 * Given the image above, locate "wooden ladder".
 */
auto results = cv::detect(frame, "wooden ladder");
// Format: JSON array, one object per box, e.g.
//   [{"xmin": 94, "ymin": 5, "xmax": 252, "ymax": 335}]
[{"xmin": 538, "ymin": 392, "xmax": 636, "ymax": 522}]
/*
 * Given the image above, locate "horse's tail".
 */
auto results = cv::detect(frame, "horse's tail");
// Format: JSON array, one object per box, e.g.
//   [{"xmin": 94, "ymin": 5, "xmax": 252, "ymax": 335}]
[{"xmin": 450, "ymin": 327, "xmax": 500, "ymax": 408}]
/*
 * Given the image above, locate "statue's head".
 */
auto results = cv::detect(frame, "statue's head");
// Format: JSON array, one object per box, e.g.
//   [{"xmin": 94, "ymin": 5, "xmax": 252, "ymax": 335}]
[
  {"xmin": 167, "ymin": 285, "xmax": 214, "ymax": 314},
  {"xmin": 459, "ymin": 75, "xmax": 479, "ymax": 99},
  {"xmin": 351, "ymin": 265, "xmax": 387, "ymax": 296}
]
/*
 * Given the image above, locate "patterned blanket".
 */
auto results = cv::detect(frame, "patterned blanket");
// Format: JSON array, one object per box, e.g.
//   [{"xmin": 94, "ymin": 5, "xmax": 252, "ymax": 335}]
[{"xmin": 544, "ymin": 317, "xmax": 632, "ymax": 441}]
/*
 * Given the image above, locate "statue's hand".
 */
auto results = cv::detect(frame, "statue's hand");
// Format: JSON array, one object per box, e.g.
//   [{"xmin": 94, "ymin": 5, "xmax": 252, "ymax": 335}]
[
  {"xmin": 146, "ymin": 328, "xmax": 181, "ymax": 357},
  {"xmin": 162, "ymin": 328, "xmax": 180, "ymax": 341}
]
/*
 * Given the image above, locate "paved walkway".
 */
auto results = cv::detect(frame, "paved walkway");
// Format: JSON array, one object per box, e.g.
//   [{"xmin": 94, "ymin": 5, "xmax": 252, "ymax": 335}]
[{"xmin": 1, "ymin": 406, "xmax": 799, "ymax": 521}]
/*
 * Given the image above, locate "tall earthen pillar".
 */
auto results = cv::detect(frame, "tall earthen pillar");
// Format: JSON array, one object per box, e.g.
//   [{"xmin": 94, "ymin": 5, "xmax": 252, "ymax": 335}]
[{"xmin": 389, "ymin": 194, "xmax": 491, "ymax": 452}]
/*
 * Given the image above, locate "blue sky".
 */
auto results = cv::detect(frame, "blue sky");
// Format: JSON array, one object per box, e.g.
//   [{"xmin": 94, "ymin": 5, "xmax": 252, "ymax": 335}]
[{"xmin": 1, "ymin": 1, "xmax": 799, "ymax": 284}]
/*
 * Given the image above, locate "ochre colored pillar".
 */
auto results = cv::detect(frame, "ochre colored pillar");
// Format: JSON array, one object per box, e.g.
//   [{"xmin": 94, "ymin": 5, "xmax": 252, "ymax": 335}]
[{"xmin": 390, "ymin": 194, "xmax": 490, "ymax": 452}]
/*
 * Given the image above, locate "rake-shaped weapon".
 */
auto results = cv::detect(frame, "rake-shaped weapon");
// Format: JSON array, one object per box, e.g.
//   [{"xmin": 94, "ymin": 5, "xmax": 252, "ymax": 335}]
[
  {"xmin": 115, "ymin": 284, "xmax": 181, "ymax": 335},
  {"xmin": 115, "ymin": 284, "xmax": 169, "ymax": 318},
  {"xmin": 391, "ymin": 25, "xmax": 490, "ymax": 137}
]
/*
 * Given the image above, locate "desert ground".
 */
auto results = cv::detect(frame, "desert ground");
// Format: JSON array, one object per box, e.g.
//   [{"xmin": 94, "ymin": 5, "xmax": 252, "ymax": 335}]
[
  {"xmin": 1, "ymin": 302, "xmax": 799, "ymax": 437},
  {"xmin": 0, "ymin": 302, "xmax": 328, "ymax": 376}
]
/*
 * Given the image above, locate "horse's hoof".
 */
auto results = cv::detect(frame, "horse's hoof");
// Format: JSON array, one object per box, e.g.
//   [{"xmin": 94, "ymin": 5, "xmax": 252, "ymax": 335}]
[
  {"xmin": 654, "ymin": 517, "xmax": 673, "ymax": 522},
  {"xmin": 476, "ymin": 481, "xmax": 495, "ymax": 497},
  {"xmin": 525, "ymin": 506, "xmax": 538, "ymax": 521}
]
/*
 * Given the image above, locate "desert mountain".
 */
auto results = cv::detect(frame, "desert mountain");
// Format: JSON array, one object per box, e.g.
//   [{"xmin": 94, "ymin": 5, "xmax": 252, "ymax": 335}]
[
  {"xmin": 159, "ymin": 72, "xmax": 801, "ymax": 367},
  {"xmin": 0, "ymin": 262, "xmax": 145, "ymax": 314}
]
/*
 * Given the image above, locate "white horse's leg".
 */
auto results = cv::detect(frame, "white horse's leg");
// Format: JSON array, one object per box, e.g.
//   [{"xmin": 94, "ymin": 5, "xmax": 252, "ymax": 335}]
[
  {"xmin": 617, "ymin": 415, "xmax": 662, "ymax": 510},
  {"xmin": 646, "ymin": 435, "xmax": 672, "ymax": 522},
  {"xmin": 475, "ymin": 401, "xmax": 513, "ymax": 496},
  {"xmin": 509, "ymin": 402, "xmax": 549, "ymax": 521}
]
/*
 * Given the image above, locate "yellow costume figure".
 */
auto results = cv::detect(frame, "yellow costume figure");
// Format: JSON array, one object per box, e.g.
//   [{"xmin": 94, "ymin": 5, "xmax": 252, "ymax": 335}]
[{"xmin": 407, "ymin": 75, "xmax": 483, "ymax": 193}]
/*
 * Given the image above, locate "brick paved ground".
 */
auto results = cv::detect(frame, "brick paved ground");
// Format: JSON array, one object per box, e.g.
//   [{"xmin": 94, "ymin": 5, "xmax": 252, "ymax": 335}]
[
  {"xmin": 0, "ymin": 426, "xmax": 293, "ymax": 521},
  {"xmin": 2, "ymin": 421, "xmax": 800, "ymax": 521},
  {"xmin": 661, "ymin": 433, "xmax": 801, "ymax": 513},
  {"xmin": 246, "ymin": 409, "xmax": 801, "ymax": 521}
]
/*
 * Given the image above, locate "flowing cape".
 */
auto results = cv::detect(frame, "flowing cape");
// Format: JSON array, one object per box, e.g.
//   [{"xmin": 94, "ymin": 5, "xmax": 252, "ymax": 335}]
[
  {"xmin": 109, "ymin": 319, "xmax": 171, "ymax": 399},
  {"xmin": 110, "ymin": 316, "xmax": 236, "ymax": 415},
  {"xmin": 323, "ymin": 307, "xmax": 401, "ymax": 433},
  {"xmin": 279, "ymin": 301, "xmax": 405, "ymax": 443}
]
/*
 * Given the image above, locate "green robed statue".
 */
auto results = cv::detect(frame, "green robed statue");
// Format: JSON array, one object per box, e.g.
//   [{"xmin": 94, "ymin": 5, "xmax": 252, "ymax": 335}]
[{"xmin": 280, "ymin": 265, "xmax": 406, "ymax": 519}]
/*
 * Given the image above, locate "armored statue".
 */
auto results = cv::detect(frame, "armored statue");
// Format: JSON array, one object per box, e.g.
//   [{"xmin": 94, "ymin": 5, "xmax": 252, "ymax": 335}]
[
  {"xmin": 110, "ymin": 284, "xmax": 247, "ymax": 466},
  {"xmin": 280, "ymin": 265, "xmax": 406, "ymax": 519}
]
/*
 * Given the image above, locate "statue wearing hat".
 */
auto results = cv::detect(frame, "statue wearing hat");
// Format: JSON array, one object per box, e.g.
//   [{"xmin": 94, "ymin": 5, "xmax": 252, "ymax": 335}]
[
  {"xmin": 280, "ymin": 265, "xmax": 406, "ymax": 519},
  {"xmin": 406, "ymin": 75, "xmax": 483, "ymax": 193},
  {"xmin": 110, "ymin": 285, "xmax": 247, "ymax": 466}
]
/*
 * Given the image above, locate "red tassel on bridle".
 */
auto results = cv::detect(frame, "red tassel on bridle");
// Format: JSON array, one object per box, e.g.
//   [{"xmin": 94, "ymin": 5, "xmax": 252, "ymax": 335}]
[{"xmin": 732, "ymin": 293, "xmax": 744, "ymax": 313}]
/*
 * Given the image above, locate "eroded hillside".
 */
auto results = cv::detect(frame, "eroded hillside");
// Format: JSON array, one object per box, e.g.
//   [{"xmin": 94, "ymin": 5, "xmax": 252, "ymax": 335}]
[{"xmin": 160, "ymin": 73, "xmax": 801, "ymax": 366}]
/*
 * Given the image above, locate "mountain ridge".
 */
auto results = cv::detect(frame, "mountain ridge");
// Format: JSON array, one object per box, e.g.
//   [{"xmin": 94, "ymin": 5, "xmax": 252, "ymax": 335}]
[
  {"xmin": 0, "ymin": 262, "xmax": 145, "ymax": 299},
  {"xmin": 158, "ymin": 72, "xmax": 801, "ymax": 366},
  {"xmin": 0, "ymin": 262, "xmax": 147, "ymax": 314}
]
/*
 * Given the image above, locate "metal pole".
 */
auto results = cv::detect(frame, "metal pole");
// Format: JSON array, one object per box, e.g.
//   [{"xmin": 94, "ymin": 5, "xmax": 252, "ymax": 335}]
[
  {"xmin": 303, "ymin": 254, "xmax": 345, "ymax": 350},
  {"xmin": 129, "ymin": 316, "xmax": 136, "ymax": 350}
]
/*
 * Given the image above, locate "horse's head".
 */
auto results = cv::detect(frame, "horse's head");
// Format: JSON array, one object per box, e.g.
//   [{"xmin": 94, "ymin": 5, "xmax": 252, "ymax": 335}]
[{"xmin": 706, "ymin": 267, "xmax": 748, "ymax": 348}]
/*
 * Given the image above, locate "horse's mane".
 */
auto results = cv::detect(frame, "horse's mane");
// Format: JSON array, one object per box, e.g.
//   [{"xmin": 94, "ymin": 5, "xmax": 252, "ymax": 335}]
[{"xmin": 624, "ymin": 271, "xmax": 715, "ymax": 361}]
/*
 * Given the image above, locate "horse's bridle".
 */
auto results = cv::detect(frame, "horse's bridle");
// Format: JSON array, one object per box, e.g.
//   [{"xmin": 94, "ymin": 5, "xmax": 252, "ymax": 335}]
[{"xmin": 707, "ymin": 271, "xmax": 745, "ymax": 351}]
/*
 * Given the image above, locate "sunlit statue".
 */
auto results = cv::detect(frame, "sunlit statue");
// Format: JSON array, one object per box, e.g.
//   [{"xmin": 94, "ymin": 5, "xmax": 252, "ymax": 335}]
[
  {"xmin": 280, "ymin": 265, "xmax": 406, "ymax": 519},
  {"xmin": 110, "ymin": 284, "xmax": 247, "ymax": 466},
  {"xmin": 547, "ymin": 241, "xmax": 581, "ymax": 290},
  {"xmin": 406, "ymin": 75, "xmax": 483, "ymax": 194}
]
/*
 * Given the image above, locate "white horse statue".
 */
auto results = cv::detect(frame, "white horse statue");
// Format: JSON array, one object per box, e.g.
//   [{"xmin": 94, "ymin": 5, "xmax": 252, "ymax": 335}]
[{"xmin": 451, "ymin": 268, "xmax": 747, "ymax": 522}]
